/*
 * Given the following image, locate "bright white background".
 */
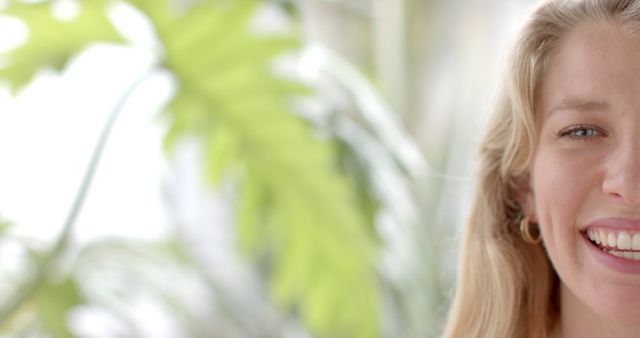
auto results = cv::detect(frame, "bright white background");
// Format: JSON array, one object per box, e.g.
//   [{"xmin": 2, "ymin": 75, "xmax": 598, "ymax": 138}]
[{"xmin": 0, "ymin": 2, "xmax": 176, "ymax": 248}]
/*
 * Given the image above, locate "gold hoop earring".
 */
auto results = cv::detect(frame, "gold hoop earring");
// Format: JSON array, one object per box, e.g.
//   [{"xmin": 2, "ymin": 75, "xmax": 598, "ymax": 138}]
[{"xmin": 520, "ymin": 215, "xmax": 541, "ymax": 244}]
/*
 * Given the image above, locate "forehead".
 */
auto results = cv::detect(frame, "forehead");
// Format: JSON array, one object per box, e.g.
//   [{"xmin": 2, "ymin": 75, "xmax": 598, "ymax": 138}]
[{"xmin": 536, "ymin": 20, "xmax": 640, "ymax": 119}]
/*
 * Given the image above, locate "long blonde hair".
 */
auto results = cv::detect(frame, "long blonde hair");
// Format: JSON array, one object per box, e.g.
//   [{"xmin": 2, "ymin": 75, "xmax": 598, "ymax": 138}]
[{"xmin": 442, "ymin": 1, "xmax": 640, "ymax": 337}]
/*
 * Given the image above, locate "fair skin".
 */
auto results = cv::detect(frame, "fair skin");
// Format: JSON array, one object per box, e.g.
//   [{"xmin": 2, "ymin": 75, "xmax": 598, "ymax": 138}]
[{"xmin": 525, "ymin": 20, "xmax": 640, "ymax": 338}]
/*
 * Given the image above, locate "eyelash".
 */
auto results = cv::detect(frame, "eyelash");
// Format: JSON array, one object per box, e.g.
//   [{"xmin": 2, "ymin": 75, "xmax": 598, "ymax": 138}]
[{"xmin": 556, "ymin": 124, "xmax": 606, "ymax": 140}]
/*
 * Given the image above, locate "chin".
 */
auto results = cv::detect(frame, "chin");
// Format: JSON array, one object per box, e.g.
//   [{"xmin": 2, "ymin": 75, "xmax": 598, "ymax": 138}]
[{"xmin": 584, "ymin": 282, "xmax": 640, "ymax": 325}]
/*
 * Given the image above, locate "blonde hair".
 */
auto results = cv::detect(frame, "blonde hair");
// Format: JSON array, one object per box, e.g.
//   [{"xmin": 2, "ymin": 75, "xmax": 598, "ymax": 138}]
[{"xmin": 442, "ymin": 1, "xmax": 640, "ymax": 337}]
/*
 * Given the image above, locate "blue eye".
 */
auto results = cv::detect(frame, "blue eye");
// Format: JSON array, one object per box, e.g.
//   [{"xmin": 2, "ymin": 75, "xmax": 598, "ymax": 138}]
[
  {"xmin": 557, "ymin": 125, "xmax": 604, "ymax": 140},
  {"xmin": 570, "ymin": 128, "xmax": 596, "ymax": 137}
]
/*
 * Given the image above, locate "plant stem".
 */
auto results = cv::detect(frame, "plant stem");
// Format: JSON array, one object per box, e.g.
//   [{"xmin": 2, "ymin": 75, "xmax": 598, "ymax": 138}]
[{"xmin": 0, "ymin": 70, "xmax": 154, "ymax": 325}]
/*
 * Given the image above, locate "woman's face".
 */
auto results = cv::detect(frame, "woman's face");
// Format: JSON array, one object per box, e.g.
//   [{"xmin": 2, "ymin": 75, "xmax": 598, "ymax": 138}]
[{"xmin": 530, "ymin": 21, "xmax": 640, "ymax": 327}]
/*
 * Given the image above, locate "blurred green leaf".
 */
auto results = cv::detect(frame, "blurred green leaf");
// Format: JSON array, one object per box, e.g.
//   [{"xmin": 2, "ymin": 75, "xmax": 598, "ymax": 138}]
[
  {"xmin": 34, "ymin": 279, "xmax": 81, "ymax": 338},
  {"xmin": 148, "ymin": 1, "xmax": 379, "ymax": 337},
  {"xmin": 0, "ymin": 0, "xmax": 123, "ymax": 91},
  {"xmin": 0, "ymin": 216, "xmax": 11, "ymax": 236}
]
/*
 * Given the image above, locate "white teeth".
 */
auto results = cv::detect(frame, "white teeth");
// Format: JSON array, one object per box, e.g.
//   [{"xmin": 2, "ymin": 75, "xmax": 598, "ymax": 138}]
[
  {"xmin": 633, "ymin": 234, "xmax": 640, "ymax": 250},
  {"xmin": 618, "ymin": 232, "xmax": 631, "ymax": 250},
  {"xmin": 607, "ymin": 249, "xmax": 640, "ymax": 260},
  {"xmin": 587, "ymin": 229, "xmax": 640, "ymax": 260},
  {"xmin": 610, "ymin": 250, "xmax": 624, "ymax": 258}
]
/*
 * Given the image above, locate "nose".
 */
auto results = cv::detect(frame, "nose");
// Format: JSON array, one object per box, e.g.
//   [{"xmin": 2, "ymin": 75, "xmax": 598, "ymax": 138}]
[{"xmin": 602, "ymin": 138, "xmax": 640, "ymax": 205}]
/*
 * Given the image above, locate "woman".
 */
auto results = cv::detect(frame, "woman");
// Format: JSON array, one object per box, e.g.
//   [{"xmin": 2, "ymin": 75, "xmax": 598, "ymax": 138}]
[{"xmin": 443, "ymin": 0, "xmax": 640, "ymax": 337}]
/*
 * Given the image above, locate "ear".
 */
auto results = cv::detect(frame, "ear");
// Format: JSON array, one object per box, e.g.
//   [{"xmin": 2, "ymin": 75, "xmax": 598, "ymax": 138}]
[{"xmin": 513, "ymin": 174, "xmax": 537, "ymax": 222}]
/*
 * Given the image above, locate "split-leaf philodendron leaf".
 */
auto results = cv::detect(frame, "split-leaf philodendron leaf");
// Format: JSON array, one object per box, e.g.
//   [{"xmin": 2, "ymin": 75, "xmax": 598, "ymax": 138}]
[
  {"xmin": 0, "ymin": 1, "xmax": 379, "ymax": 337},
  {"xmin": 0, "ymin": 0, "xmax": 123, "ymax": 91},
  {"xmin": 34, "ymin": 279, "xmax": 82, "ymax": 338}
]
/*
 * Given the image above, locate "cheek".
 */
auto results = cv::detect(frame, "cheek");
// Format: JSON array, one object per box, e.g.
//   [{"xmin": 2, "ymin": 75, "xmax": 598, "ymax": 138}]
[{"xmin": 531, "ymin": 150, "xmax": 597, "ymax": 246}]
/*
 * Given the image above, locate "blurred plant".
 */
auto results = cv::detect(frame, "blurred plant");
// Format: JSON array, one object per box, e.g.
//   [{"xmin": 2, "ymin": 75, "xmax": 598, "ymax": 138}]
[
  {"xmin": 0, "ymin": 216, "xmax": 10, "ymax": 236},
  {"xmin": 0, "ymin": 0, "xmax": 429, "ymax": 337},
  {"xmin": 295, "ymin": 43, "xmax": 432, "ymax": 338}
]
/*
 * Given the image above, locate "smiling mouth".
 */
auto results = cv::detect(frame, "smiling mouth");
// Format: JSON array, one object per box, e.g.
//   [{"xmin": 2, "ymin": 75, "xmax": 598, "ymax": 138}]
[{"xmin": 586, "ymin": 228, "xmax": 640, "ymax": 260}]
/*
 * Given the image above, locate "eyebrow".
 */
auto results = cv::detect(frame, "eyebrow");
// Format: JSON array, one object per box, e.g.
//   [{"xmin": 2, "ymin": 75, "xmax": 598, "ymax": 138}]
[{"xmin": 548, "ymin": 98, "xmax": 610, "ymax": 116}]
